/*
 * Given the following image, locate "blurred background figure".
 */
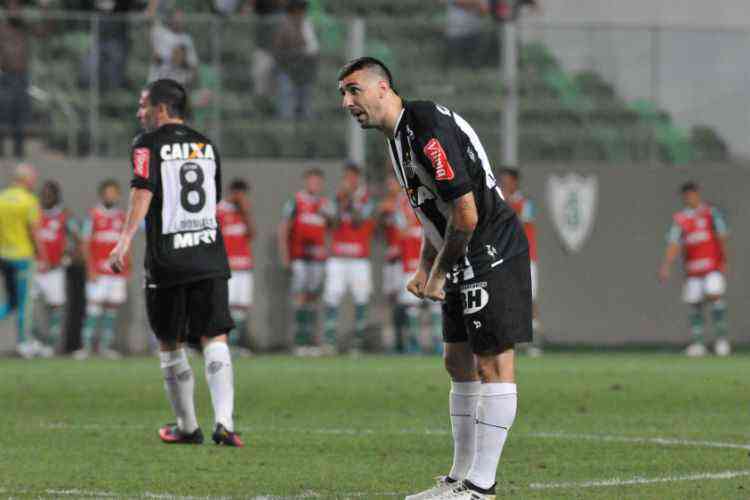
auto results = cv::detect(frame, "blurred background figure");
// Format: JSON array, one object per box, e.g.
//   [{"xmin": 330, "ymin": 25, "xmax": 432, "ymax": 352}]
[
  {"xmin": 323, "ymin": 163, "xmax": 375, "ymax": 354},
  {"xmin": 245, "ymin": 0, "xmax": 285, "ymax": 111},
  {"xmin": 0, "ymin": 0, "xmax": 51, "ymax": 158},
  {"xmin": 272, "ymin": 0, "xmax": 319, "ymax": 120},
  {"xmin": 0, "ymin": 163, "xmax": 46, "ymax": 358},
  {"xmin": 500, "ymin": 167, "xmax": 543, "ymax": 357},
  {"xmin": 148, "ymin": 8, "xmax": 199, "ymax": 91},
  {"xmin": 444, "ymin": 0, "xmax": 490, "ymax": 68},
  {"xmin": 217, "ymin": 178, "xmax": 256, "ymax": 357},
  {"xmin": 75, "ymin": 179, "xmax": 129, "ymax": 360},
  {"xmin": 32, "ymin": 180, "xmax": 81, "ymax": 356},
  {"xmin": 377, "ymin": 173, "xmax": 406, "ymax": 353},
  {"xmin": 660, "ymin": 181, "xmax": 730, "ymax": 357},
  {"xmin": 278, "ymin": 168, "xmax": 331, "ymax": 356}
]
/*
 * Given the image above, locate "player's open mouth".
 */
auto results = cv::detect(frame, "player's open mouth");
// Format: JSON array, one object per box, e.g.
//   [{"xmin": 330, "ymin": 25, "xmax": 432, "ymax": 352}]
[{"xmin": 351, "ymin": 110, "xmax": 366, "ymax": 121}]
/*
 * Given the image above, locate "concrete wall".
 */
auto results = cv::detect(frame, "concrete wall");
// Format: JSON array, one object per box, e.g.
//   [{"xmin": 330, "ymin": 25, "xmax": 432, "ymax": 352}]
[{"xmin": 0, "ymin": 159, "xmax": 747, "ymax": 352}]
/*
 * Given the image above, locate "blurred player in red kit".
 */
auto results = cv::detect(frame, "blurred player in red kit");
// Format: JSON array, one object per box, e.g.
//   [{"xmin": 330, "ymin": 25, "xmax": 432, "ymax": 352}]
[{"xmin": 660, "ymin": 181, "xmax": 730, "ymax": 357}]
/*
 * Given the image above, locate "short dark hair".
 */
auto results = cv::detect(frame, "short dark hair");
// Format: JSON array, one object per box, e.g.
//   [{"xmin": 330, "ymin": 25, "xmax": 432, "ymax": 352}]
[
  {"xmin": 499, "ymin": 167, "xmax": 520, "ymax": 180},
  {"xmin": 304, "ymin": 167, "xmax": 324, "ymax": 178},
  {"xmin": 42, "ymin": 180, "xmax": 61, "ymax": 197},
  {"xmin": 146, "ymin": 79, "xmax": 188, "ymax": 119},
  {"xmin": 680, "ymin": 181, "xmax": 699, "ymax": 194},
  {"xmin": 338, "ymin": 56, "xmax": 396, "ymax": 92},
  {"xmin": 98, "ymin": 178, "xmax": 120, "ymax": 195},
  {"xmin": 343, "ymin": 161, "xmax": 361, "ymax": 175},
  {"xmin": 229, "ymin": 178, "xmax": 249, "ymax": 192}
]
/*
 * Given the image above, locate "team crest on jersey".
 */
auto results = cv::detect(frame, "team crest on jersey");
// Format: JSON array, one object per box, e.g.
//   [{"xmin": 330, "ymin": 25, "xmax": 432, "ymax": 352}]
[
  {"xmin": 423, "ymin": 139, "xmax": 455, "ymax": 181},
  {"xmin": 461, "ymin": 281, "xmax": 489, "ymax": 315},
  {"xmin": 547, "ymin": 173, "xmax": 598, "ymax": 253},
  {"xmin": 133, "ymin": 148, "xmax": 150, "ymax": 178}
]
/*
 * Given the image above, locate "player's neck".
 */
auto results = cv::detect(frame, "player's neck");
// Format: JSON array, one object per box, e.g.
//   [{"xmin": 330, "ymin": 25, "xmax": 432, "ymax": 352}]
[
  {"xmin": 381, "ymin": 97, "xmax": 404, "ymax": 138},
  {"xmin": 156, "ymin": 117, "xmax": 185, "ymax": 128}
]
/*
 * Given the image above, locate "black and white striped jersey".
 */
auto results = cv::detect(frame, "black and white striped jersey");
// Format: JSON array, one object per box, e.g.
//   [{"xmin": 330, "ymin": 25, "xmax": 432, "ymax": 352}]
[
  {"xmin": 130, "ymin": 123, "xmax": 230, "ymax": 288},
  {"xmin": 386, "ymin": 100, "xmax": 528, "ymax": 283}
]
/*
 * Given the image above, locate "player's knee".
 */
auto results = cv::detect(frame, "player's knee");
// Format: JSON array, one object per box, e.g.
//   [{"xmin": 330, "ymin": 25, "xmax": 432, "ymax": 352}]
[{"xmin": 444, "ymin": 350, "xmax": 475, "ymax": 381}]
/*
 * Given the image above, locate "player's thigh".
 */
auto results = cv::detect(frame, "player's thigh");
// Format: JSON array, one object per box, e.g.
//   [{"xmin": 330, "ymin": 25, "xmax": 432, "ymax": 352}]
[
  {"xmin": 228, "ymin": 271, "xmax": 252, "ymax": 307},
  {"xmin": 350, "ymin": 259, "xmax": 372, "ymax": 304},
  {"xmin": 383, "ymin": 261, "xmax": 401, "ymax": 296},
  {"xmin": 86, "ymin": 277, "xmax": 105, "ymax": 304},
  {"xmin": 460, "ymin": 253, "xmax": 533, "ymax": 356},
  {"xmin": 682, "ymin": 277, "xmax": 705, "ymax": 304},
  {"xmin": 306, "ymin": 261, "xmax": 325, "ymax": 296},
  {"xmin": 704, "ymin": 271, "xmax": 726, "ymax": 298},
  {"xmin": 323, "ymin": 258, "xmax": 346, "ymax": 305},
  {"xmin": 146, "ymin": 284, "xmax": 187, "ymax": 344},
  {"xmin": 186, "ymin": 278, "xmax": 234, "ymax": 342}
]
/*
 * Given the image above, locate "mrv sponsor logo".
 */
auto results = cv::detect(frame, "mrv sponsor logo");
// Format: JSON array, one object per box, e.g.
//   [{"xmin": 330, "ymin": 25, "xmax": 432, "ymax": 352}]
[{"xmin": 173, "ymin": 229, "xmax": 217, "ymax": 249}]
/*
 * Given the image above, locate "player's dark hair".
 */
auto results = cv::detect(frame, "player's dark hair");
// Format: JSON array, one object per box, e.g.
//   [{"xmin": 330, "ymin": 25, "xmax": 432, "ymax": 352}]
[
  {"xmin": 343, "ymin": 161, "xmax": 361, "ymax": 175},
  {"xmin": 98, "ymin": 178, "xmax": 120, "ymax": 195},
  {"xmin": 42, "ymin": 180, "xmax": 61, "ymax": 200},
  {"xmin": 499, "ymin": 167, "xmax": 520, "ymax": 180},
  {"xmin": 304, "ymin": 167, "xmax": 324, "ymax": 178},
  {"xmin": 229, "ymin": 178, "xmax": 249, "ymax": 192},
  {"xmin": 338, "ymin": 56, "xmax": 396, "ymax": 93},
  {"xmin": 680, "ymin": 181, "xmax": 699, "ymax": 194},
  {"xmin": 146, "ymin": 79, "xmax": 188, "ymax": 119}
]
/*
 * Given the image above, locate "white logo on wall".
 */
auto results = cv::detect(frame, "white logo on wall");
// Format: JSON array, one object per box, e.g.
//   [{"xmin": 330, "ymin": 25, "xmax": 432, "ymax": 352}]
[{"xmin": 546, "ymin": 173, "xmax": 598, "ymax": 253}]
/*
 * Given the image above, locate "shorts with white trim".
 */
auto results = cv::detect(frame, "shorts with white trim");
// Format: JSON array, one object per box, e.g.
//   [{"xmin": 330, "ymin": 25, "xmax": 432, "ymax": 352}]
[
  {"xmin": 323, "ymin": 257, "xmax": 372, "ymax": 306},
  {"xmin": 32, "ymin": 267, "xmax": 66, "ymax": 306},
  {"xmin": 443, "ymin": 252, "xmax": 533, "ymax": 355},
  {"xmin": 228, "ymin": 270, "xmax": 253, "ymax": 307},
  {"xmin": 290, "ymin": 260, "xmax": 325, "ymax": 295},
  {"xmin": 86, "ymin": 275, "xmax": 128, "ymax": 305},
  {"xmin": 682, "ymin": 271, "xmax": 726, "ymax": 304}
]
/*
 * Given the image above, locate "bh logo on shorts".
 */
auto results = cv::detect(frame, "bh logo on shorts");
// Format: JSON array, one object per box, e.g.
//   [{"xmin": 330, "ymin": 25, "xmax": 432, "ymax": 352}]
[{"xmin": 461, "ymin": 281, "xmax": 489, "ymax": 315}]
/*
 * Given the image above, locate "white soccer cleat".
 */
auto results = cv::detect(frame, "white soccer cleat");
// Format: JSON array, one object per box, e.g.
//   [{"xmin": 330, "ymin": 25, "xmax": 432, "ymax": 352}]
[
  {"xmin": 99, "ymin": 348, "xmax": 123, "ymax": 360},
  {"xmin": 684, "ymin": 342, "xmax": 708, "ymax": 357},
  {"xmin": 714, "ymin": 338, "xmax": 731, "ymax": 357},
  {"xmin": 36, "ymin": 343, "xmax": 55, "ymax": 359},
  {"xmin": 433, "ymin": 481, "xmax": 496, "ymax": 500},
  {"xmin": 72, "ymin": 348, "xmax": 91, "ymax": 361},
  {"xmin": 405, "ymin": 476, "xmax": 459, "ymax": 500},
  {"xmin": 16, "ymin": 340, "xmax": 37, "ymax": 359},
  {"xmin": 526, "ymin": 345, "xmax": 543, "ymax": 358}
]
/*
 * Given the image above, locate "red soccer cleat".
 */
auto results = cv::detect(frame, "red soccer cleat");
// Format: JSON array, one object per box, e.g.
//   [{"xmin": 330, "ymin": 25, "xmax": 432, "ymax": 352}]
[
  {"xmin": 212, "ymin": 423, "xmax": 244, "ymax": 447},
  {"xmin": 158, "ymin": 423, "xmax": 204, "ymax": 444}
]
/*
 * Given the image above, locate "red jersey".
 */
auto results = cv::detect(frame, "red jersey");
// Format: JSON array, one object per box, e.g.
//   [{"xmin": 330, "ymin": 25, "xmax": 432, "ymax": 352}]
[
  {"xmin": 285, "ymin": 191, "xmax": 330, "ymax": 261},
  {"xmin": 396, "ymin": 194, "xmax": 422, "ymax": 273},
  {"xmin": 217, "ymin": 200, "xmax": 253, "ymax": 271},
  {"xmin": 37, "ymin": 207, "xmax": 68, "ymax": 268},
  {"xmin": 381, "ymin": 197, "xmax": 402, "ymax": 262},
  {"xmin": 331, "ymin": 187, "xmax": 375, "ymax": 259},
  {"xmin": 86, "ymin": 205, "xmax": 129, "ymax": 277},
  {"xmin": 507, "ymin": 191, "xmax": 538, "ymax": 262},
  {"xmin": 670, "ymin": 204, "xmax": 727, "ymax": 277}
]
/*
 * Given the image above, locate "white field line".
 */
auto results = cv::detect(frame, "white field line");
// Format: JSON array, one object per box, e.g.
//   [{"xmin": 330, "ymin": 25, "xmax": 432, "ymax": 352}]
[
  {"xmin": 0, "ymin": 487, "xmax": 402, "ymax": 499},
  {"xmin": 38, "ymin": 421, "xmax": 750, "ymax": 451},
  {"xmin": 529, "ymin": 469, "xmax": 750, "ymax": 490}
]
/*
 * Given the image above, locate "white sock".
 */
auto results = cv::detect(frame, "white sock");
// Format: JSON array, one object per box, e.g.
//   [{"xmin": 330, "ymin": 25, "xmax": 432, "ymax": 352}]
[
  {"xmin": 466, "ymin": 383, "xmax": 517, "ymax": 490},
  {"xmin": 204, "ymin": 341, "xmax": 235, "ymax": 431},
  {"xmin": 448, "ymin": 381, "xmax": 481, "ymax": 480},
  {"xmin": 160, "ymin": 349, "xmax": 199, "ymax": 434}
]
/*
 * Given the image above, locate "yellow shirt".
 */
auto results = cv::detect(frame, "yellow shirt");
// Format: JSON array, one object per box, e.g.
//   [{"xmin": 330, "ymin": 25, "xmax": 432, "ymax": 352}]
[{"xmin": 0, "ymin": 185, "xmax": 40, "ymax": 260}]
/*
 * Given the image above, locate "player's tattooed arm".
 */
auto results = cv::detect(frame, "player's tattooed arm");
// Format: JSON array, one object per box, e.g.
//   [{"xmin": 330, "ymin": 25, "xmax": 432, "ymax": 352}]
[{"xmin": 422, "ymin": 192, "xmax": 478, "ymax": 301}]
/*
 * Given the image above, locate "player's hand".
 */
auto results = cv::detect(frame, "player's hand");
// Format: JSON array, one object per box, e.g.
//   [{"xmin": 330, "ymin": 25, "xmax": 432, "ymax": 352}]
[
  {"xmin": 107, "ymin": 239, "xmax": 130, "ymax": 274},
  {"xmin": 658, "ymin": 264, "xmax": 670, "ymax": 284},
  {"xmin": 406, "ymin": 269, "xmax": 429, "ymax": 299},
  {"xmin": 423, "ymin": 271, "xmax": 447, "ymax": 302}
]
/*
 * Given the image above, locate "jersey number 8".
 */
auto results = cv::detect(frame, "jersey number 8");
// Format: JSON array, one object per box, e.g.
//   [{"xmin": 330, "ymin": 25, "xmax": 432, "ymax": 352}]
[{"xmin": 179, "ymin": 162, "xmax": 206, "ymax": 213}]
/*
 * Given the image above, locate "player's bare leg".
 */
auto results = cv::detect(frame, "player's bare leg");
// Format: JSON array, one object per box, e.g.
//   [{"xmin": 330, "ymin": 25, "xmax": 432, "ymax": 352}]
[
  {"xmin": 201, "ymin": 334, "xmax": 244, "ymax": 447},
  {"xmin": 406, "ymin": 342, "xmax": 478, "ymax": 500},
  {"xmin": 158, "ymin": 339, "xmax": 202, "ymax": 444}
]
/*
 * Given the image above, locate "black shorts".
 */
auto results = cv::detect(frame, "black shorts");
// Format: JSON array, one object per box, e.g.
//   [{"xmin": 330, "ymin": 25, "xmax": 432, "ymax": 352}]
[
  {"xmin": 146, "ymin": 277, "xmax": 235, "ymax": 346},
  {"xmin": 443, "ymin": 253, "xmax": 533, "ymax": 355}
]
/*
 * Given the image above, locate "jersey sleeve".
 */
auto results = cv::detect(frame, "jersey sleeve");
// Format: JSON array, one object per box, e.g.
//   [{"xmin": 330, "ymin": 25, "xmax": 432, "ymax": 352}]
[
  {"xmin": 130, "ymin": 134, "xmax": 158, "ymax": 192},
  {"xmin": 281, "ymin": 199, "xmax": 296, "ymax": 220},
  {"xmin": 666, "ymin": 220, "xmax": 681, "ymax": 244},
  {"xmin": 415, "ymin": 104, "xmax": 473, "ymax": 202},
  {"xmin": 711, "ymin": 206, "xmax": 729, "ymax": 236}
]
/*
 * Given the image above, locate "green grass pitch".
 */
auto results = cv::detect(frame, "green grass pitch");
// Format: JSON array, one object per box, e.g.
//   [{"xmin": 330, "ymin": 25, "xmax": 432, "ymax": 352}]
[{"xmin": 2, "ymin": 353, "xmax": 748, "ymax": 499}]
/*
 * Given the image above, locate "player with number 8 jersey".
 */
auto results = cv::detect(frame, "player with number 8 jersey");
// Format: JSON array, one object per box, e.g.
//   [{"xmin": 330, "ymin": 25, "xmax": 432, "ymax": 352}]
[{"xmin": 109, "ymin": 79, "xmax": 242, "ymax": 448}]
